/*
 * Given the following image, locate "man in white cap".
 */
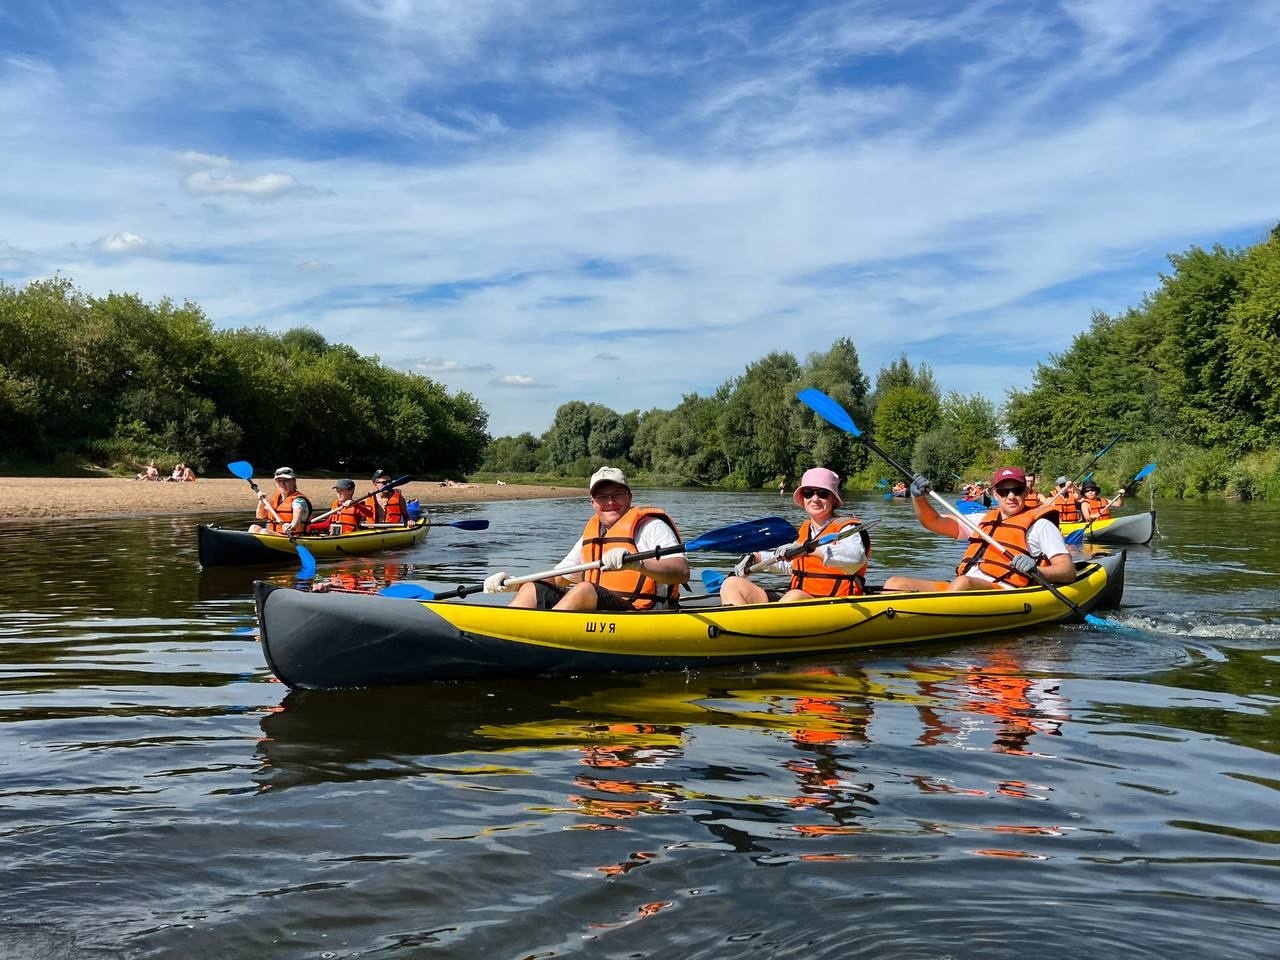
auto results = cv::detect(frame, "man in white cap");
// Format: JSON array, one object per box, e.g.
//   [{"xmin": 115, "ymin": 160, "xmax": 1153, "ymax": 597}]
[
  {"xmin": 484, "ymin": 466, "xmax": 689, "ymax": 610},
  {"xmin": 248, "ymin": 467, "xmax": 313, "ymax": 535}
]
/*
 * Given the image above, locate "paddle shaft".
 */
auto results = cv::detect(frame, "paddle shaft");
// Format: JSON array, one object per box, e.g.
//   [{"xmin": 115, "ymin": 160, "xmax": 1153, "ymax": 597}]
[
  {"xmin": 387, "ymin": 515, "xmax": 796, "ymax": 601},
  {"xmin": 227, "ymin": 462, "xmax": 283, "ymax": 524},
  {"xmin": 1071, "ymin": 435, "xmax": 1122, "ymax": 487},
  {"xmin": 747, "ymin": 519, "xmax": 878, "ymax": 573}
]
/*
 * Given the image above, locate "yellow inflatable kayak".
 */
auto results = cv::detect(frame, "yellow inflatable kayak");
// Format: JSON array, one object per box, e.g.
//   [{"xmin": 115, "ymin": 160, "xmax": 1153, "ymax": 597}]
[
  {"xmin": 198, "ymin": 518, "xmax": 429, "ymax": 567},
  {"xmin": 255, "ymin": 552, "xmax": 1126, "ymax": 689}
]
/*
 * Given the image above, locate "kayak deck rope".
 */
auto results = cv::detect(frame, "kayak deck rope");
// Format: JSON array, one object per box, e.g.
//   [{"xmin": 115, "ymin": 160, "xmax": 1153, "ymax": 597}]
[{"xmin": 690, "ymin": 600, "xmax": 1037, "ymax": 642}]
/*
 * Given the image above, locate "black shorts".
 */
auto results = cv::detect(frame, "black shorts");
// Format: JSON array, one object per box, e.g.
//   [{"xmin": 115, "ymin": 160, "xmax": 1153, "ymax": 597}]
[{"xmin": 529, "ymin": 581, "xmax": 636, "ymax": 612}]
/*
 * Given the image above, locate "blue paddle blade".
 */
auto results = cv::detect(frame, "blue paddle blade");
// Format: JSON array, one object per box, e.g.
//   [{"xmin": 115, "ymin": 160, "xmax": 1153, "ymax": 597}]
[
  {"xmin": 1064, "ymin": 529, "xmax": 1085, "ymax": 546},
  {"xmin": 797, "ymin": 388, "xmax": 862, "ymax": 436},
  {"xmin": 685, "ymin": 516, "xmax": 796, "ymax": 553},
  {"xmin": 295, "ymin": 544, "xmax": 316, "ymax": 579},
  {"xmin": 379, "ymin": 582, "xmax": 436, "ymax": 599},
  {"xmin": 701, "ymin": 569, "xmax": 728, "ymax": 595},
  {"xmin": 1132, "ymin": 463, "xmax": 1157, "ymax": 484},
  {"xmin": 227, "ymin": 460, "xmax": 254, "ymax": 480}
]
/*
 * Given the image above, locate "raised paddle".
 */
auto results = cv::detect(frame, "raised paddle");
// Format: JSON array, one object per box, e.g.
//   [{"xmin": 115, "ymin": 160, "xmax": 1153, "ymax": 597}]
[
  {"xmin": 227, "ymin": 460, "xmax": 282, "ymax": 524},
  {"xmin": 310, "ymin": 474, "xmax": 415, "ymax": 524},
  {"xmin": 1064, "ymin": 462, "xmax": 1156, "ymax": 546},
  {"xmin": 797, "ymin": 387, "xmax": 1122, "ymax": 632},
  {"xmin": 700, "ymin": 519, "xmax": 881, "ymax": 595},
  {"xmin": 378, "ymin": 515, "xmax": 799, "ymax": 601}
]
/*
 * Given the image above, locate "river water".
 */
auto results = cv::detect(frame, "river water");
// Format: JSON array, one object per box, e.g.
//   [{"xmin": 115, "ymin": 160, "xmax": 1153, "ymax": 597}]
[{"xmin": 1, "ymin": 491, "xmax": 1278, "ymax": 959}]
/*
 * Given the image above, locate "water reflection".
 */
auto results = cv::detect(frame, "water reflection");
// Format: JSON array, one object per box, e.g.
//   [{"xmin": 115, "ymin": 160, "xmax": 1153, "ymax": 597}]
[{"xmin": 3, "ymin": 497, "xmax": 1280, "ymax": 958}]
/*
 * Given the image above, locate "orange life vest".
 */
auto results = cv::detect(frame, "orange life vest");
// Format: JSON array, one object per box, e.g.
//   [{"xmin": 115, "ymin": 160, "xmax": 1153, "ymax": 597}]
[
  {"xmin": 789, "ymin": 516, "xmax": 870, "ymax": 597},
  {"xmin": 1056, "ymin": 494, "xmax": 1082, "ymax": 524},
  {"xmin": 260, "ymin": 490, "xmax": 312, "ymax": 534},
  {"xmin": 374, "ymin": 489, "xmax": 408, "ymax": 524},
  {"xmin": 318, "ymin": 497, "xmax": 372, "ymax": 535},
  {"xmin": 581, "ymin": 506, "xmax": 682, "ymax": 610},
  {"xmin": 1023, "ymin": 487, "xmax": 1042, "ymax": 509},
  {"xmin": 1081, "ymin": 492, "xmax": 1111, "ymax": 520},
  {"xmin": 956, "ymin": 506, "xmax": 1057, "ymax": 588}
]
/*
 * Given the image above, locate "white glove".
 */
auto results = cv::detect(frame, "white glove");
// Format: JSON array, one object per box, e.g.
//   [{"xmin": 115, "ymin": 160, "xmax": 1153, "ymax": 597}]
[
  {"xmin": 483, "ymin": 571, "xmax": 512, "ymax": 594},
  {"xmin": 732, "ymin": 553, "xmax": 756, "ymax": 578},
  {"xmin": 601, "ymin": 548, "xmax": 630, "ymax": 572},
  {"xmin": 1010, "ymin": 554, "xmax": 1037, "ymax": 576}
]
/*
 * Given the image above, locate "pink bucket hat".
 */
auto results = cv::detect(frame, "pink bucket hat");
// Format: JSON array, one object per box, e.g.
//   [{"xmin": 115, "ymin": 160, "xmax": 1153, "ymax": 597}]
[{"xmin": 793, "ymin": 467, "xmax": 843, "ymax": 507}]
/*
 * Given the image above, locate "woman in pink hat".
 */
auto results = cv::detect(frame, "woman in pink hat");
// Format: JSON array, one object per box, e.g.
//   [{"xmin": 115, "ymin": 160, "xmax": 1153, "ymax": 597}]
[{"xmin": 719, "ymin": 467, "xmax": 871, "ymax": 605}]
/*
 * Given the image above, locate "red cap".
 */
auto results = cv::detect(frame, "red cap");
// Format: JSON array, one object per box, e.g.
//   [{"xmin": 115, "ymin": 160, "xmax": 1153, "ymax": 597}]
[{"xmin": 991, "ymin": 466, "xmax": 1026, "ymax": 486}]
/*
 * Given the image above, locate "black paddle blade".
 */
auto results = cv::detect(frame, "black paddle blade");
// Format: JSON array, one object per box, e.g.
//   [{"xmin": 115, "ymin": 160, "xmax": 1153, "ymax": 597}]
[{"xmin": 444, "ymin": 519, "xmax": 489, "ymax": 530}]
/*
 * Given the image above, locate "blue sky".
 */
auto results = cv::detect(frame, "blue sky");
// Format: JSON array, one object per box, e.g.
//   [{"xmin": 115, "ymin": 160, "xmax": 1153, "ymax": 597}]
[{"xmin": 3, "ymin": 1, "xmax": 1277, "ymax": 437}]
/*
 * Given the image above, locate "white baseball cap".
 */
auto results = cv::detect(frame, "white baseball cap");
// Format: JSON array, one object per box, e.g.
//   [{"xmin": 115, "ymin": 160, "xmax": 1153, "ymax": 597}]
[{"xmin": 589, "ymin": 466, "xmax": 631, "ymax": 494}]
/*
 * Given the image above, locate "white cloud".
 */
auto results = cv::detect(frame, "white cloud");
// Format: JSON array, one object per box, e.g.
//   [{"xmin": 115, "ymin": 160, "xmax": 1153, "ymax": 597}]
[
  {"xmin": 403, "ymin": 358, "xmax": 496, "ymax": 375},
  {"xmin": 175, "ymin": 150, "xmax": 233, "ymax": 169},
  {"xmin": 91, "ymin": 232, "xmax": 157, "ymax": 255},
  {"xmin": 182, "ymin": 170, "xmax": 302, "ymax": 200}
]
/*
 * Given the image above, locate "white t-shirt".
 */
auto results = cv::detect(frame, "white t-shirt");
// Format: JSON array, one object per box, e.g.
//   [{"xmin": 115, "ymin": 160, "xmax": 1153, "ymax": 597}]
[
  {"xmin": 557, "ymin": 516, "xmax": 681, "ymax": 574},
  {"xmin": 763, "ymin": 530, "xmax": 867, "ymax": 574},
  {"xmin": 954, "ymin": 515, "xmax": 1068, "ymax": 584}
]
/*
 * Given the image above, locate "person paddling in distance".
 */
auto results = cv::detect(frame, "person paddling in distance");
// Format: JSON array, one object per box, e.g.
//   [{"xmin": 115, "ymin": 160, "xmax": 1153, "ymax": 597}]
[
  {"xmin": 882, "ymin": 466, "xmax": 1075, "ymax": 593},
  {"xmin": 483, "ymin": 466, "xmax": 689, "ymax": 611},
  {"xmin": 369, "ymin": 469, "xmax": 410, "ymax": 525},
  {"xmin": 248, "ymin": 466, "xmax": 313, "ymax": 535},
  {"xmin": 719, "ymin": 467, "xmax": 870, "ymax": 606},
  {"xmin": 319, "ymin": 479, "xmax": 372, "ymax": 535},
  {"xmin": 1022, "ymin": 471, "xmax": 1043, "ymax": 509},
  {"xmin": 1049, "ymin": 475, "xmax": 1084, "ymax": 524},
  {"xmin": 1079, "ymin": 479, "xmax": 1123, "ymax": 521}
]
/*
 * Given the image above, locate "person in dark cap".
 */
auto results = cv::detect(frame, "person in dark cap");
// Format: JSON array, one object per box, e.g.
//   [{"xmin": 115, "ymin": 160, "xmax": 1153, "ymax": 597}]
[
  {"xmin": 316, "ymin": 479, "xmax": 372, "ymax": 535},
  {"xmin": 483, "ymin": 465, "xmax": 688, "ymax": 611},
  {"xmin": 368, "ymin": 469, "xmax": 410, "ymax": 525},
  {"xmin": 249, "ymin": 467, "xmax": 312, "ymax": 535},
  {"xmin": 1079, "ymin": 478, "xmax": 1124, "ymax": 522},
  {"xmin": 883, "ymin": 466, "xmax": 1074, "ymax": 593}
]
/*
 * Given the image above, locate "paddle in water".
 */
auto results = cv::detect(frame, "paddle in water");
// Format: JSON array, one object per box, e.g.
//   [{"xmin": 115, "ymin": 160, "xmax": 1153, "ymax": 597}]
[
  {"xmin": 796, "ymin": 387, "xmax": 1125, "ymax": 633},
  {"xmin": 295, "ymin": 544, "xmax": 317, "ymax": 580},
  {"xmin": 380, "ymin": 515, "xmax": 798, "ymax": 601}
]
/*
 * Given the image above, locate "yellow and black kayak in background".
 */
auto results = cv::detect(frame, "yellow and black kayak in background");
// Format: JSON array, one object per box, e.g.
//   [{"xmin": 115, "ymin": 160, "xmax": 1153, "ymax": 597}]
[
  {"xmin": 1061, "ymin": 511, "xmax": 1156, "ymax": 545},
  {"xmin": 198, "ymin": 518, "xmax": 428, "ymax": 568},
  {"xmin": 255, "ymin": 552, "xmax": 1126, "ymax": 689}
]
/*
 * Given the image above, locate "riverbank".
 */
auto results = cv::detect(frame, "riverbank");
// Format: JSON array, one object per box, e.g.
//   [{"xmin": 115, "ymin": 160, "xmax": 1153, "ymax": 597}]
[{"xmin": 0, "ymin": 477, "xmax": 581, "ymax": 522}]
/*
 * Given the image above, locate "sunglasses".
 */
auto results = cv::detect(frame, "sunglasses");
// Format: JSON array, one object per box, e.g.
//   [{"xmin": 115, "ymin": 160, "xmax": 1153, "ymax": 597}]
[
  {"xmin": 800, "ymin": 487, "xmax": 833, "ymax": 500},
  {"xmin": 1056, "ymin": 482, "xmax": 1067, "ymax": 488},
  {"xmin": 592, "ymin": 488, "xmax": 629, "ymax": 502},
  {"xmin": 995, "ymin": 485, "xmax": 1027, "ymax": 497}
]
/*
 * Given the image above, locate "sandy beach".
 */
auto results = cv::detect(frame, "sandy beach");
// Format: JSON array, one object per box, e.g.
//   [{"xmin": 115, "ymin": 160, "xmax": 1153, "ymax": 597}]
[{"xmin": 0, "ymin": 477, "xmax": 581, "ymax": 522}]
